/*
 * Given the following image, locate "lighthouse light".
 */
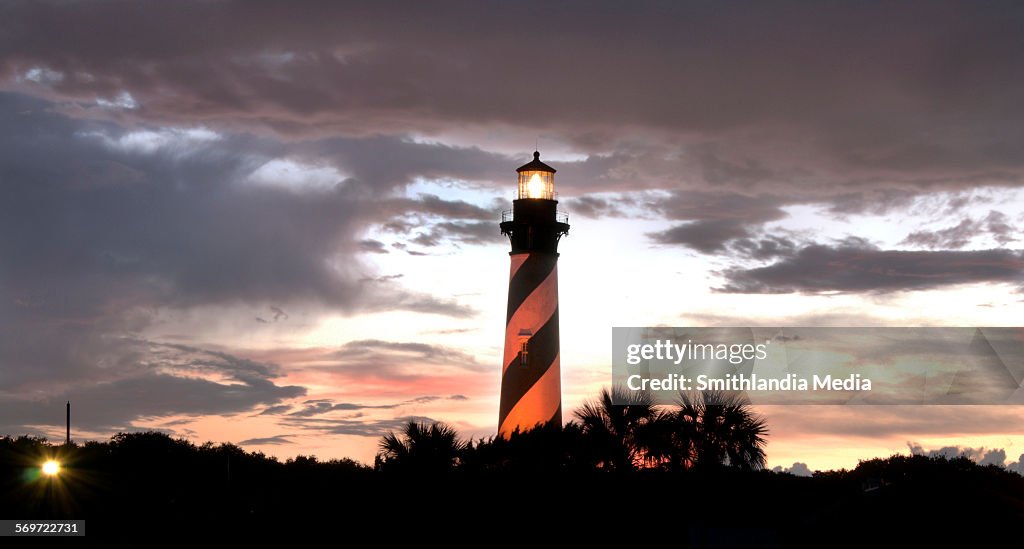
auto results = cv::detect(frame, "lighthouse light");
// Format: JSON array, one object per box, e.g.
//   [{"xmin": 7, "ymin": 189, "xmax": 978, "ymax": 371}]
[
  {"xmin": 527, "ymin": 173, "xmax": 545, "ymax": 198},
  {"xmin": 517, "ymin": 169, "xmax": 553, "ymax": 200}
]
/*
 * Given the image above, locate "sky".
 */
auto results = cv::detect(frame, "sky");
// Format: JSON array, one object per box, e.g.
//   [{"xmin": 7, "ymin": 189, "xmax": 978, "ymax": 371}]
[{"xmin": 2, "ymin": 0, "xmax": 1024, "ymax": 472}]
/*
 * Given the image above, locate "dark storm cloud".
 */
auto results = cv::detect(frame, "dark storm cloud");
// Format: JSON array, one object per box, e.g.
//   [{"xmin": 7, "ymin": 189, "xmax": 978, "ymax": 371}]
[
  {"xmin": 719, "ymin": 244, "xmax": 1024, "ymax": 294},
  {"xmin": 306, "ymin": 139, "xmax": 508, "ymax": 189},
  {"xmin": 2, "ymin": 0, "xmax": 1023, "ymax": 194},
  {"xmin": 0, "ymin": 92, "xmax": 506, "ymax": 435},
  {"xmin": 0, "ymin": 93, "xmax": 476, "ymax": 319}
]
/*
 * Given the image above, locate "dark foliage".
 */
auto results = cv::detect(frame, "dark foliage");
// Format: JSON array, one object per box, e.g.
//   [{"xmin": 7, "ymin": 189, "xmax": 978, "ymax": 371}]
[
  {"xmin": 3, "ymin": 432, "xmax": 1022, "ymax": 545},
  {"xmin": 568, "ymin": 387, "xmax": 767, "ymax": 472},
  {"xmin": 3, "ymin": 388, "xmax": 1022, "ymax": 545},
  {"xmin": 375, "ymin": 420, "xmax": 464, "ymax": 473},
  {"xmin": 668, "ymin": 390, "xmax": 768, "ymax": 471}
]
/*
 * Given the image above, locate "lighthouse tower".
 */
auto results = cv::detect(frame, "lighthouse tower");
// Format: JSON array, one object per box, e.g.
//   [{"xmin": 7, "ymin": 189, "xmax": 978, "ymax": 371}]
[{"xmin": 498, "ymin": 151, "xmax": 569, "ymax": 437}]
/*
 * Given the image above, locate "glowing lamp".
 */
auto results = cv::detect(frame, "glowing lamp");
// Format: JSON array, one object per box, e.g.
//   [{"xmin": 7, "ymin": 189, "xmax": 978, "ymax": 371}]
[
  {"xmin": 41, "ymin": 460, "xmax": 60, "ymax": 476},
  {"xmin": 516, "ymin": 151, "xmax": 555, "ymax": 200}
]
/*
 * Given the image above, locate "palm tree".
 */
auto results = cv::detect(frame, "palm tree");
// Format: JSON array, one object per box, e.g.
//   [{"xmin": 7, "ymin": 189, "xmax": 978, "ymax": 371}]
[
  {"xmin": 376, "ymin": 421, "xmax": 465, "ymax": 473},
  {"xmin": 573, "ymin": 386, "xmax": 663, "ymax": 471},
  {"xmin": 668, "ymin": 390, "xmax": 767, "ymax": 471}
]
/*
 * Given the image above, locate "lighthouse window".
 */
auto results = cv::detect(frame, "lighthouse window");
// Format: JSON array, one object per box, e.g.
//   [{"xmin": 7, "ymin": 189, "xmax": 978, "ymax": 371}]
[
  {"xmin": 517, "ymin": 170, "xmax": 554, "ymax": 200},
  {"xmin": 520, "ymin": 340, "xmax": 529, "ymax": 366}
]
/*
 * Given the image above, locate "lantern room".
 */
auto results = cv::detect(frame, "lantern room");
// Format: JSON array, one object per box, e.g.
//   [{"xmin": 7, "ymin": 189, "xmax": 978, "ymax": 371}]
[{"xmin": 516, "ymin": 151, "xmax": 556, "ymax": 200}]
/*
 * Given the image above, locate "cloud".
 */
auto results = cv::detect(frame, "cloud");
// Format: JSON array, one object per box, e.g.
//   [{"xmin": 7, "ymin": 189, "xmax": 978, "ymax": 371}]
[
  {"xmin": 0, "ymin": 370, "xmax": 305, "ymax": 434},
  {"xmin": 902, "ymin": 218, "xmax": 985, "ymax": 249},
  {"xmin": 718, "ymin": 244, "xmax": 1024, "ymax": 293},
  {"xmin": 0, "ymin": 3, "xmax": 1014, "ymax": 142},
  {"xmin": 399, "ymin": 194, "xmax": 493, "ymax": 221},
  {"xmin": 238, "ymin": 435, "xmax": 294, "ymax": 446},
  {"xmin": 255, "ymin": 306, "xmax": 289, "ymax": 323},
  {"xmin": 648, "ymin": 192, "xmax": 790, "ymax": 253},
  {"xmin": 0, "ymin": 92, "xmax": 499, "ymax": 434},
  {"xmin": 729, "ymin": 235, "xmax": 801, "ymax": 260},
  {"xmin": 2, "ymin": 0, "xmax": 1024, "ymax": 461},
  {"xmin": 357, "ymin": 239, "xmax": 389, "ymax": 254},
  {"xmin": 405, "ymin": 396, "xmax": 442, "ymax": 404},
  {"xmin": 258, "ymin": 405, "xmax": 293, "ymax": 416},
  {"xmin": 980, "ymin": 448, "xmax": 1007, "ymax": 467},
  {"xmin": 2, "ymin": 1, "xmax": 1023, "ymax": 198},
  {"xmin": 375, "ymin": 194, "xmax": 506, "ymax": 249},
  {"xmin": 288, "ymin": 397, "xmax": 414, "ymax": 416},
  {"xmin": 772, "ymin": 462, "xmax": 813, "ymax": 477},
  {"xmin": 329, "ymin": 340, "xmax": 484, "ymax": 373},
  {"xmin": 901, "ymin": 211, "xmax": 1019, "ymax": 249},
  {"xmin": 280, "ymin": 415, "xmax": 437, "ymax": 437},
  {"xmin": 1008, "ymin": 455, "xmax": 1024, "ymax": 476},
  {"xmin": 271, "ymin": 340, "xmax": 491, "ymax": 400},
  {"xmin": 652, "ymin": 220, "xmax": 753, "ymax": 254},
  {"xmin": 908, "ymin": 442, "xmax": 1011, "ymax": 470},
  {"xmin": 560, "ymin": 195, "xmax": 632, "ymax": 219},
  {"xmin": 766, "ymin": 406, "xmax": 1024, "ymax": 440},
  {"xmin": 285, "ymin": 393, "xmax": 465, "ymax": 419},
  {"xmin": 407, "ymin": 221, "xmax": 504, "ymax": 248},
  {"xmin": 984, "ymin": 211, "xmax": 1017, "ymax": 245},
  {"xmin": 0, "ymin": 93, "xmax": 475, "ymax": 319}
]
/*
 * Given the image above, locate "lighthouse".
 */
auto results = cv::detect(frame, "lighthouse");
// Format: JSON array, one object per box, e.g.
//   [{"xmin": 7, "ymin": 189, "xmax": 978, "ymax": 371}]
[{"xmin": 498, "ymin": 151, "xmax": 569, "ymax": 437}]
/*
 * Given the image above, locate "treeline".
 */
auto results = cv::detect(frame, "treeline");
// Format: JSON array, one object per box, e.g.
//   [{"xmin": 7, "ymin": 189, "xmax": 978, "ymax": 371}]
[
  {"xmin": 3, "ymin": 431, "xmax": 1023, "ymax": 545},
  {"xmin": 2, "ymin": 389, "xmax": 1024, "ymax": 545}
]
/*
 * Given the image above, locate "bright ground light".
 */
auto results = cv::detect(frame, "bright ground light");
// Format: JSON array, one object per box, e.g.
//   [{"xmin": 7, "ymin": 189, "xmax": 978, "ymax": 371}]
[{"xmin": 41, "ymin": 460, "xmax": 60, "ymax": 476}]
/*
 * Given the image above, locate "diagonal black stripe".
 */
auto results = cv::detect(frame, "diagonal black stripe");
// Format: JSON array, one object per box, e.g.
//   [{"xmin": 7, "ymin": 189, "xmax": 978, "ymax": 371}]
[
  {"xmin": 506, "ymin": 253, "xmax": 557, "ymax": 325},
  {"xmin": 499, "ymin": 307, "xmax": 559, "ymax": 426}
]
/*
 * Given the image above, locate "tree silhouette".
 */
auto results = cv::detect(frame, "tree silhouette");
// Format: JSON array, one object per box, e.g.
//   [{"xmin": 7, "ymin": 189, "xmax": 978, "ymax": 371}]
[
  {"xmin": 666, "ymin": 390, "xmax": 768, "ymax": 471},
  {"xmin": 458, "ymin": 422, "xmax": 590, "ymax": 473},
  {"xmin": 573, "ymin": 386, "xmax": 663, "ymax": 471},
  {"xmin": 376, "ymin": 421, "xmax": 464, "ymax": 473},
  {"xmin": 5, "ymin": 430, "xmax": 1022, "ymax": 545}
]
